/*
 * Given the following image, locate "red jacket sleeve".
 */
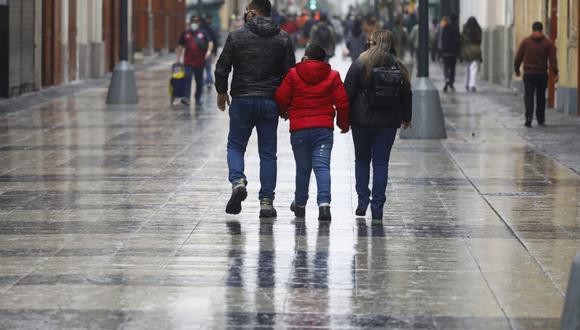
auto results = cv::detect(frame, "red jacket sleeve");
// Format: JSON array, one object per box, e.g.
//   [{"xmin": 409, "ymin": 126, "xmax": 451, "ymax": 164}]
[
  {"xmin": 331, "ymin": 72, "xmax": 350, "ymax": 131},
  {"xmin": 274, "ymin": 70, "xmax": 294, "ymax": 116}
]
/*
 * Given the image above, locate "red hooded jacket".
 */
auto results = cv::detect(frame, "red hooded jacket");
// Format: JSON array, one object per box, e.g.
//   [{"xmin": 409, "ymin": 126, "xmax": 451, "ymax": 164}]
[{"xmin": 275, "ymin": 60, "xmax": 350, "ymax": 132}]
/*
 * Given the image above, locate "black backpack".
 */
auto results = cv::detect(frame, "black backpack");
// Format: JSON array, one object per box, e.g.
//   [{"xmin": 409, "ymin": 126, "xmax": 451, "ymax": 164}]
[
  {"xmin": 314, "ymin": 23, "xmax": 333, "ymax": 46},
  {"xmin": 366, "ymin": 62, "xmax": 404, "ymax": 111}
]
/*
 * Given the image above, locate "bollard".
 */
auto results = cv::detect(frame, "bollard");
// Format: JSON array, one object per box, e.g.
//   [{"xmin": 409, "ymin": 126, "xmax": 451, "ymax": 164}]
[
  {"xmin": 106, "ymin": 61, "xmax": 139, "ymax": 105},
  {"xmin": 399, "ymin": 77, "xmax": 447, "ymax": 139},
  {"xmin": 561, "ymin": 252, "xmax": 580, "ymax": 330},
  {"xmin": 399, "ymin": 0, "xmax": 446, "ymax": 139}
]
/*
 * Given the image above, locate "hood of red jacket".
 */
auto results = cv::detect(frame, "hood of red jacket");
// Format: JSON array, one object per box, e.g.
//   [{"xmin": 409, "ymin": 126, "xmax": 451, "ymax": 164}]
[{"xmin": 295, "ymin": 60, "xmax": 331, "ymax": 85}]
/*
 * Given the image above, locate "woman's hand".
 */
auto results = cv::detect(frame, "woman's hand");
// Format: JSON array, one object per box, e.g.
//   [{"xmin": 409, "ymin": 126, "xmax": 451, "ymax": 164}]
[{"xmin": 401, "ymin": 121, "xmax": 411, "ymax": 129}]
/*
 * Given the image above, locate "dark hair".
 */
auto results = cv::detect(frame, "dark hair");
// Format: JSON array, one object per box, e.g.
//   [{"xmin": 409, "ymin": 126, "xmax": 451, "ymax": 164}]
[
  {"xmin": 532, "ymin": 21, "xmax": 543, "ymax": 31},
  {"xmin": 305, "ymin": 44, "xmax": 326, "ymax": 61},
  {"xmin": 190, "ymin": 15, "xmax": 200, "ymax": 23},
  {"xmin": 463, "ymin": 16, "xmax": 482, "ymax": 44},
  {"xmin": 450, "ymin": 13, "xmax": 458, "ymax": 22},
  {"xmin": 249, "ymin": 0, "xmax": 272, "ymax": 16}
]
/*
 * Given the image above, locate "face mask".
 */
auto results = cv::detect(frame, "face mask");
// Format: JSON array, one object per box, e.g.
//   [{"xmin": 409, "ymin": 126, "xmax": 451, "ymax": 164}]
[{"xmin": 191, "ymin": 23, "xmax": 199, "ymax": 31}]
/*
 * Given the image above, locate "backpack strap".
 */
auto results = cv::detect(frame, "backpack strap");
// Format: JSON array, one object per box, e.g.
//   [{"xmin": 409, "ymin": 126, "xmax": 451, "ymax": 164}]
[{"xmin": 190, "ymin": 31, "xmax": 208, "ymax": 53}]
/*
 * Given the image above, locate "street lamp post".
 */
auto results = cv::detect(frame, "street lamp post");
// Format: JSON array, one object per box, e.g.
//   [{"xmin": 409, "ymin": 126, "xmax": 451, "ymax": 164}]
[
  {"xmin": 400, "ymin": 0, "xmax": 446, "ymax": 139},
  {"xmin": 106, "ymin": 0, "xmax": 139, "ymax": 105}
]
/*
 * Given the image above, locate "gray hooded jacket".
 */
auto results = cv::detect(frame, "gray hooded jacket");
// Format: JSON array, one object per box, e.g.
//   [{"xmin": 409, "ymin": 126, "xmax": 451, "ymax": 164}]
[{"xmin": 215, "ymin": 16, "xmax": 296, "ymax": 98}]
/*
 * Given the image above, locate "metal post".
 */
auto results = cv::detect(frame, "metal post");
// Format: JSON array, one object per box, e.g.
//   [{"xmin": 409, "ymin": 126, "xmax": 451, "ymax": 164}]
[
  {"xmin": 120, "ymin": 0, "xmax": 128, "ymax": 61},
  {"xmin": 106, "ymin": 0, "xmax": 139, "ymax": 105},
  {"xmin": 399, "ymin": 0, "xmax": 447, "ymax": 139},
  {"xmin": 417, "ymin": 0, "xmax": 428, "ymax": 77}
]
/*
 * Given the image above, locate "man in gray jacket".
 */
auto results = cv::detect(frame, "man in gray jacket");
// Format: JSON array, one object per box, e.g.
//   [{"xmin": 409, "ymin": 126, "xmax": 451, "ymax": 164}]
[{"xmin": 215, "ymin": 0, "xmax": 295, "ymax": 218}]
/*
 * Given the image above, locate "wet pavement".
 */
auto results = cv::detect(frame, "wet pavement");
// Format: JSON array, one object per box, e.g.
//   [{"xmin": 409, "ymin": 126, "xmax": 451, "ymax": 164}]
[{"xmin": 0, "ymin": 47, "xmax": 579, "ymax": 329}]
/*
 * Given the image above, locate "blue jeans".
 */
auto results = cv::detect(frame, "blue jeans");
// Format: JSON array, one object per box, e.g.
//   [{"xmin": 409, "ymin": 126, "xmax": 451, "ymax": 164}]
[
  {"xmin": 351, "ymin": 126, "xmax": 397, "ymax": 216},
  {"xmin": 204, "ymin": 56, "xmax": 214, "ymax": 86},
  {"xmin": 185, "ymin": 65, "xmax": 204, "ymax": 103},
  {"xmin": 227, "ymin": 97, "xmax": 279, "ymax": 200},
  {"xmin": 290, "ymin": 128, "xmax": 333, "ymax": 206}
]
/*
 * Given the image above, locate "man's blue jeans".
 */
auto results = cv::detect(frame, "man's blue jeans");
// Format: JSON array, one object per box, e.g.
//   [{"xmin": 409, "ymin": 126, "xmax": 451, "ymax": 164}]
[
  {"xmin": 351, "ymin": 126, "xmax": 397, "ymax": 216},
  {"xmin": 227, "ymin": 97, "xmax": 279, "ymax": 201},
  {"xmin": 290, "ymin": 128, "xmax": 333, "ymax": 206}
]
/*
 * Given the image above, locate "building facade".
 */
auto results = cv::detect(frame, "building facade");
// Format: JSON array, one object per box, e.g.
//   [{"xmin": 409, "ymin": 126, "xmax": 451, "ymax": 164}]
[
  {"xmin": 461, "ymin": 0, "xmax": 578, "ymax": 116},
  {"xmin": 0, "ymin": 0, "xmax": 186, "ymax": 99}
]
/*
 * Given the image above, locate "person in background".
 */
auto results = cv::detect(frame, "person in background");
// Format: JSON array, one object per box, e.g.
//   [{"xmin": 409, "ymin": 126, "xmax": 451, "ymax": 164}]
[
  {"xmin": 201, "ymin": 14, "xmax": 219, "ymax": 90},
  {"xmin": 275, "ymin": 44, "xmax": 350, "ymax": 221},
  {"xmin": 409, "ymin": 23, "xmax": 419, "ymax": 62},
  {"xmin": 390, "ymin": 16, "xmax": 408, "ymax": 59},
  {"xmin": 215, "ymin": 0, "xmax": 295, "ymax": 217},
  {"xmin": 175, "ymin": 15, "xmax": 214, "ymax": 106},
  {"xmin": 344, "ymin": 30, "xmax": 412, "ymax": 220},
  {"xmin": 430, "ymin": 18, "xmax": 439, "ymax": 61},
  {"xmin": 460, "ymin": 16, "xmax": 483, "ymax": 92},
  {"xmin": 514, "ymin": 21, "xmax": 558, "ymax": 127},
  {"xmin": 309, "ymin": 12, "xmax": 336, "ymax": 62},
  {"xmin": 436, "ymin": 17, "xmax": 448, "ymax": 62},
  {"xmin": 346, "ymin": 18, "xmax": 367, "ymax": 62},
  {"xmin": 441, "ymin": 14, "xmax": 460, "ymax": 92},
  {"xmin": 330, "ymin": 15, "xmax": 344, "ymax": 43}
]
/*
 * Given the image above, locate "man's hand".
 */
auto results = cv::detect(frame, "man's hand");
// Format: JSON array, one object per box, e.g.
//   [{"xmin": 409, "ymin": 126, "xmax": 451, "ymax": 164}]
[
  {"xmin": 401, "ymin": 121, "xmax": 411, "ymax": 129},
  {"xmin": 515, "ymin": 70, "xmax": 521, "ymax": 77},
  {"xmin": 340, "ymin": 128, "xmax": 349, "ymax": 134},
  {"xmin": 205, "ymin": 52, "xmax": 212, "ymax": 60},
  {"xmin": 217, "ymin": 93, "xmax": 230, "ymax": 111},
  {"xmin": 554, "ymin": 74, "xmax": 559, "ymax": 83}
]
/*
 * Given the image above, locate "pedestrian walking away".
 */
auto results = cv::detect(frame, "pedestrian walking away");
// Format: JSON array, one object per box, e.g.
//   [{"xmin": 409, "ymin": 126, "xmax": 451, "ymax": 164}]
[
  {"xmin": 344, "ymin": 30, "xmax": 412, "ymax": 220},
  {"xmin": 390, "ymin": 16, "xmax": 409, "ymax": 60},
  {"xmin": 308, "ymin": 13, "xmax": 336, "ymax": 62},
  {"xmin": 275, "ymin": 44, "xmax": 350, "ymax": 221},
  {"xmin": 175, "ymin": 15, "xmax": 214, "ymax": 107},
  {"xmin": 201, "ymin": 14, "xmax": 219, "ymax": 90},
  {"xmin": 215, "ymin": 0, "xmax": 295, "ymax": 218},
  {"xmin": 345, "ymin": 18, "xmax": 367, "ymax": 62},
  {"xmin": 514, "ymin": 21, "xmax": 559, "ymax": 127},
  {"xmin": 460, "ymin": 17, "xmax": 483, "ymax": 92},
  {"xmin": 441, "ymin": 14, "xmax": 460, "ymax": 92}
]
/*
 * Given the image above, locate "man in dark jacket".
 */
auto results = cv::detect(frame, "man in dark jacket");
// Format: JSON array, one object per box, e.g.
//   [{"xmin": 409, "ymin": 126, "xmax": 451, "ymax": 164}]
[
  {"xmin": 441, "ymin": 14, "xmax": 460, "ymax": 92},
  {"xmin": 215, "ymin": 0, "xmax": 295, "ymax": 218},
  {"xmin": 514, "ymin": 21, "xmax": 558, "ymax": 127}
]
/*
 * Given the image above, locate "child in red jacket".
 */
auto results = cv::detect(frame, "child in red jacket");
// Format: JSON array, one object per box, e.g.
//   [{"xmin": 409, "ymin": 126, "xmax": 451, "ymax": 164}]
[{"xmin": 275, "ymin": 44, "xmax": 350, "ymax": 221}]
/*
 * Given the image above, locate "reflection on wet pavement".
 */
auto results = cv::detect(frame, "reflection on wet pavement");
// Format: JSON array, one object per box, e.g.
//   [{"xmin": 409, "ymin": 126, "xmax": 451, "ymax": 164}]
[{"xmin": 0, "ymin": 51, "xmax": 577, "ymax": 329}]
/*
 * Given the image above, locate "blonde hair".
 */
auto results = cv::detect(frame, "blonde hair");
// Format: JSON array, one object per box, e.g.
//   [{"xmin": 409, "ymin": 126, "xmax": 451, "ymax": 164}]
[{"xmin": 359, "ymin": 29, "xmax": 409, "ymax": 82}]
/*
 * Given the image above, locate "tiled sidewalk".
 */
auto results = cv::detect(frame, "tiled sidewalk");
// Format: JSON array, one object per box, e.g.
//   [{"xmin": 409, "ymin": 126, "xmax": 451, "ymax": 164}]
[{"xmin": 0, "ymin": 49, "xmax": 577, "ymax": 329}]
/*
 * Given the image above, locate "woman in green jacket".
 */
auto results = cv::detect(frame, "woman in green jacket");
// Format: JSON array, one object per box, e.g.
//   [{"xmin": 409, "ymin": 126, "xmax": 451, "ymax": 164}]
[{"xmin": 460, "ymin": 17, "xmax": 483, "ymax": 92}]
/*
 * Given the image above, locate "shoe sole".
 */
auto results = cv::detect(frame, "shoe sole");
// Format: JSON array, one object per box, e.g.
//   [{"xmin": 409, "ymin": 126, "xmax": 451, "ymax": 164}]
[{"xmin": 225, "ymin": 186, "xmax": 247, "ymax": 215}]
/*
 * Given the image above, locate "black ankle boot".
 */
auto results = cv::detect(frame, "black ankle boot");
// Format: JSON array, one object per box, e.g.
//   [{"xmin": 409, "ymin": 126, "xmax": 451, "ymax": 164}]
[
  {"xmin": 318, "ymin": 206, "xmax": 331, "ymax": 221},
  {"xmin": 290, "ymin": 201, "xmax": 305, "ymax": 218}
]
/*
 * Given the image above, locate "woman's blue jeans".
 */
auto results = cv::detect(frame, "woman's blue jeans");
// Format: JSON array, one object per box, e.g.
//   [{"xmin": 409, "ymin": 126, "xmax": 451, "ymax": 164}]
[{"xmin": 351, "ymin": 126, "xmax": 397, "ymax": 216}]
